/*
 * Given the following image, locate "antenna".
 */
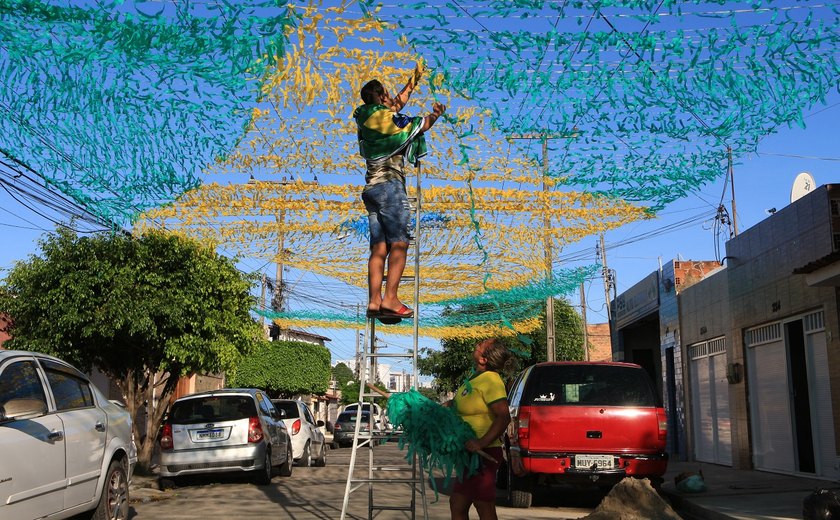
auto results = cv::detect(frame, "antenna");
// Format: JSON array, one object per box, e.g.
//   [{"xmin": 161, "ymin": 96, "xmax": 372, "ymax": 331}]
[{"xmin": 791, "ymin": 172, "xmax": 816, "ymax": 203}]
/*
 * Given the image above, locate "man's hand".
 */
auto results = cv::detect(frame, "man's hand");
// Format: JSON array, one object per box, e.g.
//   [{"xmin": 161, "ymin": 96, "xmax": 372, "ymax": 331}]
[
  {"xmin": 411, "ymin": 60, "xmax": 425, "ymax": 87},
  {"xmin": 432, "ymin": 102, "xmax": 446, "ymax": 116}
]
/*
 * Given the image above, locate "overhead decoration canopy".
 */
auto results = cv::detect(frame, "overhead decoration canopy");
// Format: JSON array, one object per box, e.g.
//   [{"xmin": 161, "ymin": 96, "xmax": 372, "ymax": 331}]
[
  {"xmin": 5, "ymin": 0, "xmax": 837, "ymax": 338},
  {"xmin": 0, "ymin": 0, "xmax": 294, "ymax": 225}
]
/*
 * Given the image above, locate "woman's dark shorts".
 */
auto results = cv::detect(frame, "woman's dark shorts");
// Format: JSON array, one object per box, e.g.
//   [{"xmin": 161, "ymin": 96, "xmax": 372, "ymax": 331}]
[{"xmin": 452, "ymin": 446, "xmax": 503, "ymax": 503}]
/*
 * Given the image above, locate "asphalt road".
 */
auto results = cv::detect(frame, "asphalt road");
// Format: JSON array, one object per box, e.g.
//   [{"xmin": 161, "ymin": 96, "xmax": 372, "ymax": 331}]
[{"xmin": 129, "ymin": 442, "xmax": 603, "ymax": 519}]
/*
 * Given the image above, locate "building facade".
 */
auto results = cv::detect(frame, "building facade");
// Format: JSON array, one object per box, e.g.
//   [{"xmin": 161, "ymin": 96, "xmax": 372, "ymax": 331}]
[
  {"xmin": 612, "ymin": 259, "xmax": 723, "ymax": 459},
  {"xmin": 679, "ymin": 184, "xmax": 840, "ymax": 477}
]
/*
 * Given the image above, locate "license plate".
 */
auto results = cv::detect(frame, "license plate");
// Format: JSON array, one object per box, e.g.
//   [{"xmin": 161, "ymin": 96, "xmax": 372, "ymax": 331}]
[
  {"xmin": 196, "ymin": 428, "xmax": 224, "ymax": 440},
  {"xmin": 575, "ymin": 455, "xmax": 614, "ymax": 469}
]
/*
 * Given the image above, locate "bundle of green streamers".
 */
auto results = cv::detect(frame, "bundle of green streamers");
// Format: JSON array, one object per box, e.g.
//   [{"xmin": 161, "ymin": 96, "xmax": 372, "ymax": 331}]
[{"xmin": 387, "ymin": 389, "xmax": 480, "ymax": 499}]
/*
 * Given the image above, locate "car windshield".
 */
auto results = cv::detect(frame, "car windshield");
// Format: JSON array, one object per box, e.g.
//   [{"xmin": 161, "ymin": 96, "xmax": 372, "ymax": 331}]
[
  {"xmin": 170, "ymin": 395, "xmax": 257, "ymax": 424},
  {"xmin": 272, "ymin": 401, "xmax": 300, "ymax": 419},
  {"xmin": 522, "ymin": 365, "xmax": 659, "ymax": 407},
  {"xmin": 338, "ymin": 411, "xmax": 370, "ymax": 423}
]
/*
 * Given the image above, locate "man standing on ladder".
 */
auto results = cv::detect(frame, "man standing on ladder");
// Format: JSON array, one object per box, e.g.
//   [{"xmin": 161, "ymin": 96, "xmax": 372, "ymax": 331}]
[{"xmin": 354, "ymin": 62, "xmax": 445, "ymax": 321}]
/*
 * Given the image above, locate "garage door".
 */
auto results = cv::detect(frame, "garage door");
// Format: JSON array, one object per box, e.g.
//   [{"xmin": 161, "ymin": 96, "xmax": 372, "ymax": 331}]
[
  {"xmin": 689, "ymin": 337, "xmax": 732, "ymax": 465},
  {"xmin": 746, "ymin": 311, "xmax": 837, "ymax": 477},
  {"xmin": 746, "ymin": 321, "xmax": 793, "ymax": 472}
]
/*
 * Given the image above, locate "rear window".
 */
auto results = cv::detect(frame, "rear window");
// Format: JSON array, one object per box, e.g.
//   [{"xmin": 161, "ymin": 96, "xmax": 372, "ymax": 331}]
[
  {"xmin": 522, "ymin": 365, "xmax": 658, "ymax": 407},
  {"xmin": 272, "ymin": 401, "xmax": 300, "ymax": 419},
  {"xmin": 170, "ymin": 395, "xmax": 257, "ymax": 423},
  {"xmin": 345, "ymin": 403, "xmax": 377, "ymax": 414},
  {"xmin": 338, "ymin": 411, "xmax": 370, "ymax": 423}
]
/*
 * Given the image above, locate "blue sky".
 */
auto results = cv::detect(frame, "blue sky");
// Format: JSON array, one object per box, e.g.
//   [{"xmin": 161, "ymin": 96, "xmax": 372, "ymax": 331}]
[
  {"xmin": 3, "ymin": 88, "xmax": 837, "ymax": 371},
  {"xmin": 1, "ymin": 0, "xmax": 838, "ymax": 375}
]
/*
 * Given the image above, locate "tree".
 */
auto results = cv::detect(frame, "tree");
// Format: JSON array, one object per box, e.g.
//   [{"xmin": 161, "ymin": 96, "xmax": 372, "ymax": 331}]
[
  {"xmin": 418, "ymin": 298, "xmax": 584, "ymax": 392},
  {"xmin": 228, "ymin": 339, "xmax": 331, "ymax": 397},
  {"xmin": 332, "ymin": 362, "xmax": 355, "ymax": 387},
  {"xmin": 340, "ymin": 379, "xmax": 388, "ymax": 406},
  {"xmin": 0, "ymin": 228, "xmax": 262, "ymax": 473}
]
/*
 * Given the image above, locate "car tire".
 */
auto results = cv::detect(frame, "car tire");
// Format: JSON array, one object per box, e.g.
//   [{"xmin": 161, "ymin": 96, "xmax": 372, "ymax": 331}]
[
  {"xmin": 299, "ymin": 441, "xmax": 312, "ymax": 467},
  {"xmin": 158, "ymin": 477, "xmax": 178, "ymax": 491},
  {"xmin": 314, "ymin": 442, "xmax": 327, "ymax": 467},
  {"xmin": 255, "ymin": 449, "xmax": 273, "ymax": 485},
  {"xmin": 279, "ymin": 444, "xmax": 293, "ymax": 477},
  {"xmin": 508, "ymin": 471, "xmax": 533, "ymax": 509},
  {"xmin": 89, "ymin": 459, "xmax": 129, "ymax": 520}
]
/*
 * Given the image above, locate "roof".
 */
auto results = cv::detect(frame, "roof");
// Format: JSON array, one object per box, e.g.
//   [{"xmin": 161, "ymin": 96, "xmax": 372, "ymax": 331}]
[{"xmin": 792, "ymin": 250, "xmax": 840, "ymax": 275}]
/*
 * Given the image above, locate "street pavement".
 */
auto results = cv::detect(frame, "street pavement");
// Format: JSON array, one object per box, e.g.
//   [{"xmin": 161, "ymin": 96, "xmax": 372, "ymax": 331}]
[
  {"xmin": 131, "ymin": 442, "xmax": 832, "ymax": 519},
  {"xmin": 129, "ymin": 442, "xmax": 602, "ymax": 519}
]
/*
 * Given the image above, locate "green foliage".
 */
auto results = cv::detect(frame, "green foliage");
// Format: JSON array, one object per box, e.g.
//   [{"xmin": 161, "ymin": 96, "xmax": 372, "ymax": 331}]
[
  {"xmin": 332, "ymin": 362, "xmax": 355, "ymax": 387},
  {"xmin": 0, "ymin": 227, "xmax": 261, "ymax": 377},
  {"xmin": 340, "ymin": 379, "xmax": 388, "ymax": 407},
  {"xmin": 419, "ymin": 298, "xmax": 584, "ymax": 392},
  {"xmin": 530, "ymin": 298, "xmax": 585, "ymax": 362},
  {"xmin": 416, "ymin": 385, "xmax": 443, "ymax": 403},
  {"xmin": 0, "ymin": 227, "xmax": 263, "ymax": 472},
  {"xmin": 229, "ymin": 340, "xmax": 331, "ymax": 398}
]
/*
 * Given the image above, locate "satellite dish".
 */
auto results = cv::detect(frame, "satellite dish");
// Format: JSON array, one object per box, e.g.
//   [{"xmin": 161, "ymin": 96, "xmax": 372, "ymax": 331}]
[{"xmin": 791, "ymin": 172, "xmax": 816, "ymax": 203}]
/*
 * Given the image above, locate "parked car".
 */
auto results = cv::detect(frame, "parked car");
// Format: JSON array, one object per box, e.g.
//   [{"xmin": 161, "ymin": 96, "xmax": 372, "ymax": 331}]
[
  {"xmin": 159, "ymin": 389, "xmax": 293, "ymax": 487},
  {"xmin": 505, "ymin": 362, "xmax": 668, "ymax": 508},
  {"xmin": 0, "ymin": 350, "xmax": 137, "ymax": 520},
  {"xmin": 342, "ymin": 402, "xmax": 389, "ymax": 430},
  {"xmin": 333, "ymin": 409, "xmax": 384, "ymax": 448},
  {"xmin": 271, "ymin": 399, "xmax": 327, "ymax": 467}
]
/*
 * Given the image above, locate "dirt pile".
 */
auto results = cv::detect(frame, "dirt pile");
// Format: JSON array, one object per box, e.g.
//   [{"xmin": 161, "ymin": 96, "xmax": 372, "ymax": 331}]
[{"xmin": 581, "ymin": 477, "xmax": 682, "ymax": 520}]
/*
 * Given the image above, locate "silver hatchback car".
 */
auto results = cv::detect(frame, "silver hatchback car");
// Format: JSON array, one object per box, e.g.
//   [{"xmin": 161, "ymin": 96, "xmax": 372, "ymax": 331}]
[
  {"xmin": 159, "ymin": 389, "xmax": 293, "ymax": 487},
  {"xmin": 0, "ymin": 350, "xmax": 137, "ymax": 520}
]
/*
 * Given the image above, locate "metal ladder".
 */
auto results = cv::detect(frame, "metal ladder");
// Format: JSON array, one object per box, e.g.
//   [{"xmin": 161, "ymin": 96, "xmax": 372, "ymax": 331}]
[{"xmin": 340, "ymin": 166, "xmax": 428, "ymax": 520}]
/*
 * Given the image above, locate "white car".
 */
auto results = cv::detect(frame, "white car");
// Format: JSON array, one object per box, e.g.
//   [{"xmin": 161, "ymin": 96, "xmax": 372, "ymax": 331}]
[
  {"xmin": 159, "ymin": 389, "xmax": 293, "ymax": 486},
  {"xmin": 0, "ymin": 350, "xmax": 137, "ymax": 520},
  {"xmin": 271, "ymin": 399, "xmax": 327, "ymax": 467}
]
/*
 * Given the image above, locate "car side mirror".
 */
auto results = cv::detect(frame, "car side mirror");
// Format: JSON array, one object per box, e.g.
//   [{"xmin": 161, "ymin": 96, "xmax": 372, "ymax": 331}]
[
  {"xmin": 278, "ymin": 409, "xmax": 287, "ymax": 419},
  {"xmin": 0, "ymin": 398, "xmax": 47, "ymax": 423},
  {"xmin": 316, "ymin": 420, "xmax": 325, "ymax": 427}
]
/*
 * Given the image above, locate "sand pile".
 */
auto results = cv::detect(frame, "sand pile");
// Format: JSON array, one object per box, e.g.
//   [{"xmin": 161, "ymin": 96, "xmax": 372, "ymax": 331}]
[{"xmin": 581, "ymin": 477, "xmax": 682, "ymax": 520}]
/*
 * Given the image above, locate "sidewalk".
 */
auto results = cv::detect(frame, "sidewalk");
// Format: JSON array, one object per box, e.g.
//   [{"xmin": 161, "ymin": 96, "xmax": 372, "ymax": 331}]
[{"xmin": 661, "ymin": 459, "xmax": 833, "ymax": 520}]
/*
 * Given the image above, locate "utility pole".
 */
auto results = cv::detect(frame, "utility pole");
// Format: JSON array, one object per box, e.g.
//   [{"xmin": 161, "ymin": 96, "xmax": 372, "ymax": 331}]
[
  {"xmin": 728, "ymin": 146, "xmax": 739, "ymax": 236},
  {"xmin": 599, "ymin": 235, "xmax": 617, "ymax": 361},
  {"xmin": 248, "ymin": 176, "xmax": 318, "ymax": 312},
  {"xmin": 507, "ymin": 130, "xmax": 577, "ymax": 361},
  {"xmin": 260, "ymin": 274, "xmax": 267, "ymax": 327},
  {"xmin": 580, "ymin": 282, "xmax": 589, "ymax": 361}
]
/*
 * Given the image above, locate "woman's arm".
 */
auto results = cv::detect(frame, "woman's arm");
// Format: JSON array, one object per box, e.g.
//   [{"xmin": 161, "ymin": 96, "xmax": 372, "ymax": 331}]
[{"xmin": 464, "ymin": 399, "xmax": 511, "ymax": 452}]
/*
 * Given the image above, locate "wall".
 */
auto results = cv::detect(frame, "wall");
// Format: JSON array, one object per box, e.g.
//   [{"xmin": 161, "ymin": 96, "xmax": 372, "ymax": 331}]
[
  {"xmin": 586, "ymin": 323, "xmax": 612, "ymax": 361},
  {"xmin": 724, "ymin": 184, "xmax": 840, "ymax": 468},
  {"xmin": 0, "ymin": 314, "xmax": 11, "ymax": 348},
  {"xmin": 679, "ymin": 268, "xmax": 732, "ymax": 464}
]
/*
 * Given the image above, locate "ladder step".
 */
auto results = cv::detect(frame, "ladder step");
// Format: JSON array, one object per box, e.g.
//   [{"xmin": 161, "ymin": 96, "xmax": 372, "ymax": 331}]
[
  {"xmin": 400, "ymin": 276, "xmax": 416, "ymax": 283},
  {"xmin": 350, "ymin": 477, "xmax": 425, "ymax": 484},
  {"xmin": 362, "ymin": 352, "xmax": 415, "ymax": 358},
  {"xmin": 373, "ymin": 505, "xmax": 414, "ymax": 512}
]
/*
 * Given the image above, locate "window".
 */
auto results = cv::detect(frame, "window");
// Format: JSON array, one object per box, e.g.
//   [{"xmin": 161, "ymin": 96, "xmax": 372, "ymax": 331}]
[
  {"xmin": 0, "ymin": 360, "xmax": 47, "ymax": 411},
  {"xmin": 171, "ymin": 395, "xmax": 256, "ymax": 423},
  {"xmin": 41, "ymin": 360, "xmax": 93, "ymax": 410},
  {"xmin": 303, "ymin": 405, "xmax": 316, "ymax": 424},
  {"xmin": 256, "ymin": 394, "xmax": 273, "ymax": 417},
  {"xmin": 272, "ymin": 400, "xmax": 300, "ymax": 419},
  {"xmin": 522, "ymin": 365, "xmax": 658, "ymax": 407}
]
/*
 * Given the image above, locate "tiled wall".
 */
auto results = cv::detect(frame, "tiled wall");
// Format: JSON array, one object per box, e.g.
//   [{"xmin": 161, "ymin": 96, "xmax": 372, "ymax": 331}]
[
  {"xmin": 724, "ymin": 185, "xmax": 840, "ymax": 464},
  {"xmin": 679, "ymin": 268, "xmax": 734, "ymax": 464}
]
